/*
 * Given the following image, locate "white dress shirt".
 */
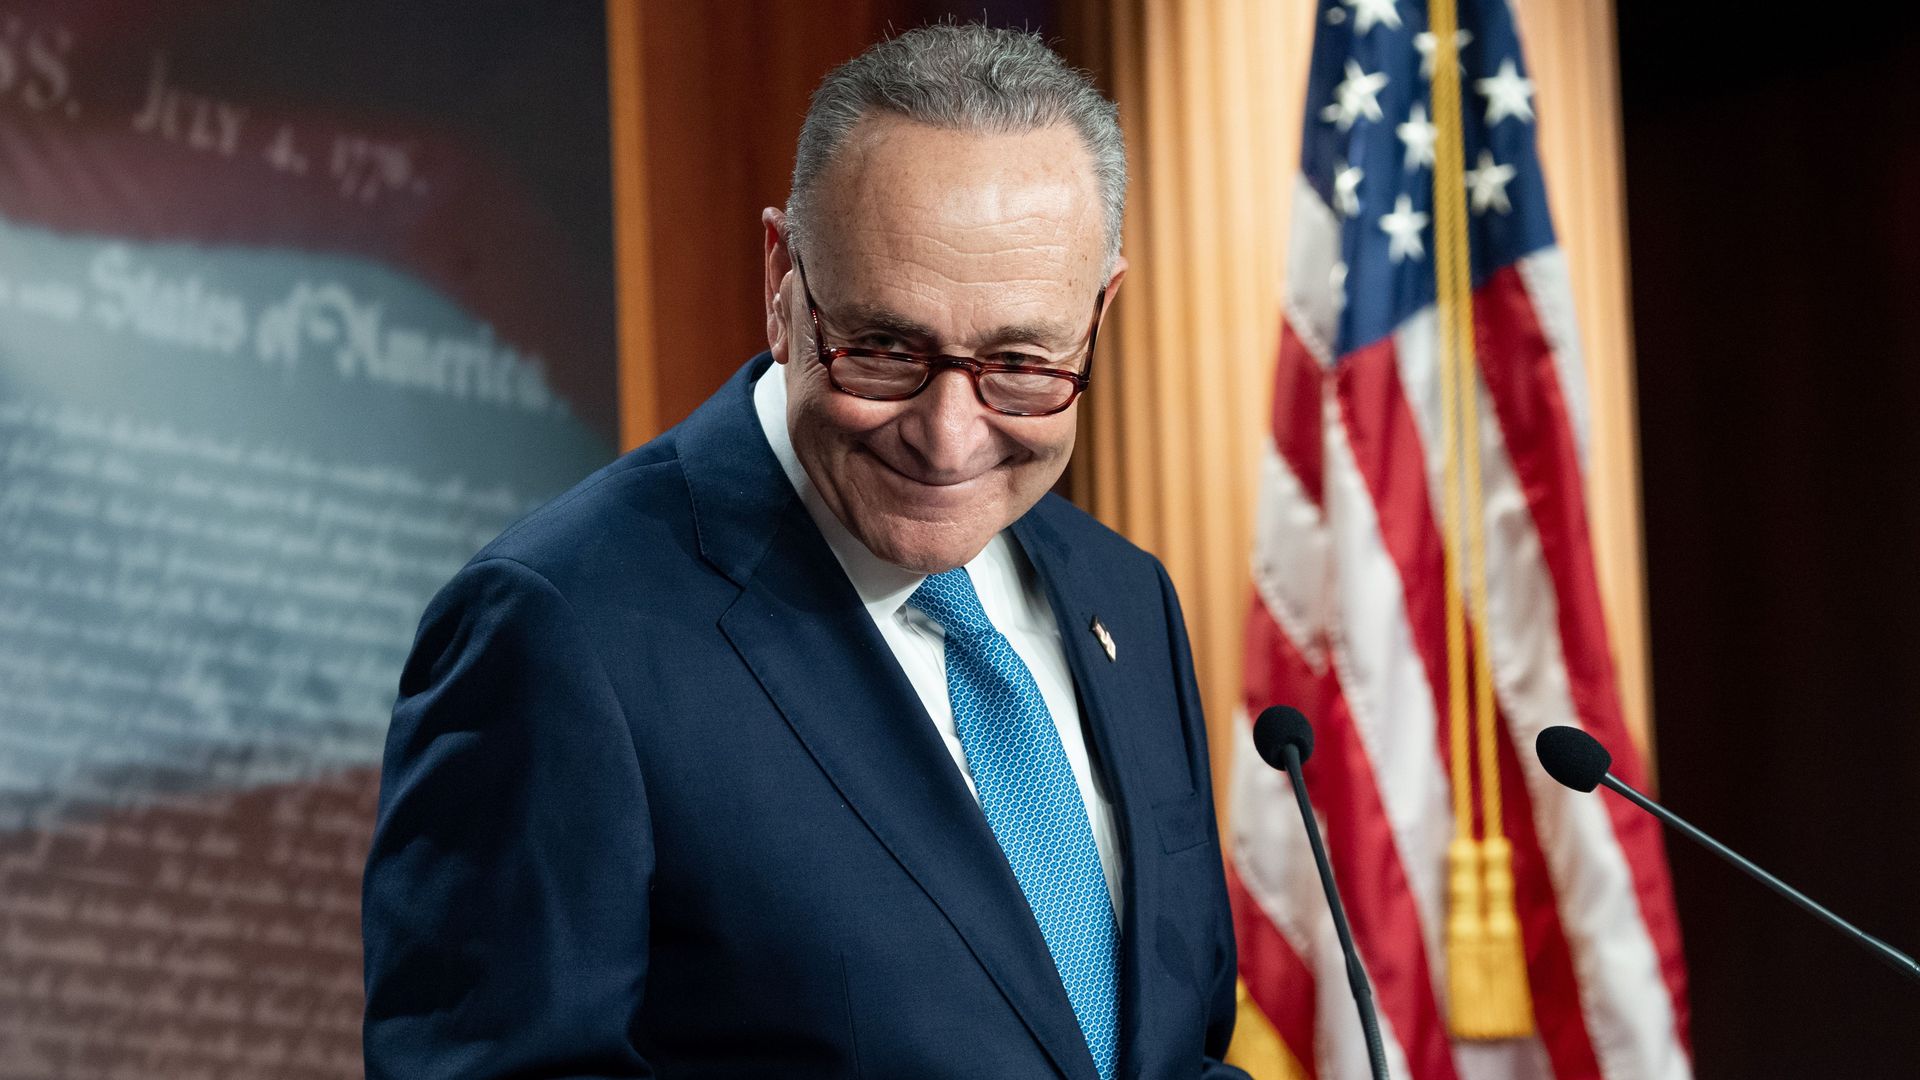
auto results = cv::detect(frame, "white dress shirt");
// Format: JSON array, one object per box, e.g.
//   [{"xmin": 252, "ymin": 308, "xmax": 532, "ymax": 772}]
[{"xmin": 753, "ymin": 364, "xmax": 1124, "ymax": 916}]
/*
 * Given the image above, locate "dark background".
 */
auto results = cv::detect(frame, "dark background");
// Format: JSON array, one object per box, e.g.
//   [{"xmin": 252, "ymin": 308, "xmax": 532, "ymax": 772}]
[{"xmin": 1619, "ymin": 4, "xmax": 1920, "ymax": 1076}]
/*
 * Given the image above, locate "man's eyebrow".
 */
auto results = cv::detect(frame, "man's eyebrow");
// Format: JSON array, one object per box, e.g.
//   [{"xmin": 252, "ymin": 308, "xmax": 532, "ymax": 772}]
[
  {"xmin": 985, "ymin": 319, "xmax": 1083, "ymax": 348},
  {"xmin": 837, "ymin": 305, "xmax": 1082, "ymax": 349},
  {"xmin": 836, "ymin": 306, "xmax": 937, "ymax": 342}
]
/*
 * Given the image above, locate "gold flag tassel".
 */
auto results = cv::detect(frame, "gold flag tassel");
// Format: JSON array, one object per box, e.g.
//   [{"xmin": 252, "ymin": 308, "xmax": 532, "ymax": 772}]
[
  {"xmin": 1467, "ymin": 338, "xmax": 1532, "ymax": 1036},
  {"xmin": 1430, "ymin": 0, "xmax": 1534, "ymax": 1039}
]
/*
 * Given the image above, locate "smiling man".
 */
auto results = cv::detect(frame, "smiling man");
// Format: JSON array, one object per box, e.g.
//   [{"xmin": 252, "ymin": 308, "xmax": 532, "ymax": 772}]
[{"xmin": 363, "ymin": 24, "xmax": 1248, "ymax": 1080}]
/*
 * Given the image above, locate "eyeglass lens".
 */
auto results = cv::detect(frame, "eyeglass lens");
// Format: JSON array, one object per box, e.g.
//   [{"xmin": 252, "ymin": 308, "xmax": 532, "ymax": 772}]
[{"xmin": 830, "ymin": 353, "xmax": 1078, "ymax": 414}]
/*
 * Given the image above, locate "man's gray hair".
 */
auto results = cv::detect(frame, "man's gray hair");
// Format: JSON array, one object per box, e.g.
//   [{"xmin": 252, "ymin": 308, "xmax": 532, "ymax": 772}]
[{"xmin": 785, "ymin": 23, "xmax": 1126, "ymax": 273}]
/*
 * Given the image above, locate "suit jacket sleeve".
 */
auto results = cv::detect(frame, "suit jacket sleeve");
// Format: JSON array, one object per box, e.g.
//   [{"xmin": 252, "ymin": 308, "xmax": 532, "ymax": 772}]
[
  {"xmin": 1156, "ymin": 560, "xmax": 1256, "ymax": 1080},
  {"xmin": 362, "ymin": 556, "xmax": 655, "ymax": 1080}
]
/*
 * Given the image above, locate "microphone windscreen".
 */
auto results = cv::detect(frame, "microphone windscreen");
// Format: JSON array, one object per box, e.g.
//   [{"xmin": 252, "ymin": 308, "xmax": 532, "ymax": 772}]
[
  {"xmin": 1253, "ymin": 705, "xmax": 1315, "ymax": 771},
  {"xmin": 1536, "ymin": 725, "xmax": 1612, "ymax": 792}
]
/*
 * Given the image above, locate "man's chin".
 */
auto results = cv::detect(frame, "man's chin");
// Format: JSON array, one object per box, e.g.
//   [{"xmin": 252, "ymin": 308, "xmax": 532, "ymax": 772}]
[{"xmin": 851, "ymin": 518, "xmax": 994, "ymax": 575}]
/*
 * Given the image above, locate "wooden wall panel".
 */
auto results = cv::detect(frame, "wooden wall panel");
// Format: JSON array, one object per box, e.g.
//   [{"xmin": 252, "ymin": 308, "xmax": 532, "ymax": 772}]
[
  {"xmin": 607, "ymin": 1, "xmax": 658, "ymax": 452},
  {"xmin": 607, "ymin": 0, "xmax": 904, "ymax": 446}
]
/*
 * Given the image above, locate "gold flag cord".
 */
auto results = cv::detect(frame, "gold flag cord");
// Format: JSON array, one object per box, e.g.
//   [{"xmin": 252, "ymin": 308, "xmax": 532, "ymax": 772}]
[{"xmin": 1428, "ymin": 0, "xmax": 1535, "ymax": 1040}]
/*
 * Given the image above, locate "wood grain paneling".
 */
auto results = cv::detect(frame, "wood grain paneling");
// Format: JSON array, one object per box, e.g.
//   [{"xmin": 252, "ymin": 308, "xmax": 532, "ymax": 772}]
[{"xmin": 606, "ymin": 0, "xmax": 904, "ymax": 445}]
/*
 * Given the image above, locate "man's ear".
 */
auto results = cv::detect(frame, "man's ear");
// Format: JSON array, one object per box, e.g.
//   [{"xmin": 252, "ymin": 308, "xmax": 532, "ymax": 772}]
[
  {"xmin": 762, "ymin": 208, "xmax": 794, "ymax": 364},
  {"xmin": 1100, "ymin": 253, "xmax": 1129, "ymax": 325}
]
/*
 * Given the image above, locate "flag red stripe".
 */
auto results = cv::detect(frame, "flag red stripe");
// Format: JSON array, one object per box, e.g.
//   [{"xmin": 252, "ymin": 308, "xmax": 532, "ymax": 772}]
[
  {"xmin": 1272, "ymin": 319, "xmax": 1327, "ymax": 508},
  {"xmin": 1227, "ymin": 861, "xmax": 1321, "ymax": 1079},
  {"xmin": 1243, "ymin": 599, "xmax": 1461, "ymax": 1080},
  {"xmin": 1241, "ymin": 584, "xmax": 1331, "ymax": 733},
  {"xmin": 1475, "ymin": 268, "xmax": 1693, "ymax": 1046}
]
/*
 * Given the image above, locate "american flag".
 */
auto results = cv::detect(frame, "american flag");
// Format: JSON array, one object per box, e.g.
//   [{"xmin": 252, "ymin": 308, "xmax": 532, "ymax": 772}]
[{"xmin": 1228, "ymin": 1, "xmax": 1691, "ymax": 1077}]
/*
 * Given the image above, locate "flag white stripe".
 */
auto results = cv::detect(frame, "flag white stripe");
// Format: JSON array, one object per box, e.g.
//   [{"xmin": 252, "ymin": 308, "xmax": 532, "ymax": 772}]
[
  {"xmin": 1251, "ymin": 439, "xmax": 1331, "ymax": 673},
  {"xmin": 1285, "ymin": 176, "xmax": 1342, "ymax": 368},
  {"xmin": 1514, "ymin": 247, "xmax": 1592, "ymax": 474},
  {"xmin": 1321, "ymin": 393, "xmax": 1457, "ymax": 975}
]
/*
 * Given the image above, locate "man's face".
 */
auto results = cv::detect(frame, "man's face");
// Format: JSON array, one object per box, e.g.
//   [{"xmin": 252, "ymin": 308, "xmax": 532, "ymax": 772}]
[{"xmin": 762, "ymin": 115, "xmax": 1124, "ymax": 574}]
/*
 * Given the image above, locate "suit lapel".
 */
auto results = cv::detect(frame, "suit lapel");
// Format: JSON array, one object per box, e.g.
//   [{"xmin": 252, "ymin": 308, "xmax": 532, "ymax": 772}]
[
  {"xmin": 683, "ymin": 359, "xmax": 1099, "ymax": 1080},
  {"xmin": 1013, "ymin": 506, "xmax": 1167, "ymax": 1077}
]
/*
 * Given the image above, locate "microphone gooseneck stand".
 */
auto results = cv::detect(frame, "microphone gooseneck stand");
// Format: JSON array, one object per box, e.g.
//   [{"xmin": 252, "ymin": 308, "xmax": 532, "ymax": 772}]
[{"xmin": 1253, "ymin": 706, "xmax": 1391, "ymax": 1080}]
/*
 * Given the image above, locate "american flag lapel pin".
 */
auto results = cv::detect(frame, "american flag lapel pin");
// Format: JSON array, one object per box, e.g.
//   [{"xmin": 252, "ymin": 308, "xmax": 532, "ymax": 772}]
[{"xmin": 1089, "ymin": 616, "xmax": 1116, "ymax": 662}]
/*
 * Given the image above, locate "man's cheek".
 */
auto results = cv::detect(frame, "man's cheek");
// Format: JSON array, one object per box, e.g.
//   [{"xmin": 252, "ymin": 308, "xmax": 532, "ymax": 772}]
[
  {"xmin": 823, "ymin": 407, "xmax": 904, "ymax": 446},
  {"xmin": 1009, "ymin": 425, "xmax": 1074, "ymax": 465}
]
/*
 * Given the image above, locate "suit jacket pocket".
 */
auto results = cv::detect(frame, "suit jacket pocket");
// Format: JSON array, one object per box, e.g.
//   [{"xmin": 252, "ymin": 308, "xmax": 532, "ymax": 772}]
[{"xmin": 1153, "ymin": 789, "xmax": 1212, "ymax": 854}]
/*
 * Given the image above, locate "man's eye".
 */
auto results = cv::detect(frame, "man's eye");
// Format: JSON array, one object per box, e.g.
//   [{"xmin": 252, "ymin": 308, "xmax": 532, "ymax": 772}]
[
  {"xmin": 991, "ymin": 351, "xmax": 1050, "ymax": 368},
  {"xmin": 857, "ymin": 333, "xmax": 905, "ymax": 351}
]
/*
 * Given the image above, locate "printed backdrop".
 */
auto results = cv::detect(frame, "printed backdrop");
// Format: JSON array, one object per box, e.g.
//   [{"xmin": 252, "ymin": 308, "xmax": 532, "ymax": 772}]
[{"xmin": 0, "ymin": 2, "xmax": 617, "ymax": 1075}]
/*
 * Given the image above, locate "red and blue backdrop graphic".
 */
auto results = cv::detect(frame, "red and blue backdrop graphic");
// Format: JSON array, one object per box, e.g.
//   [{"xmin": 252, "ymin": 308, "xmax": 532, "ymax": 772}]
[{"xmin": 0, "ymin": 2, "xmax": 617, "ymax": 1074}]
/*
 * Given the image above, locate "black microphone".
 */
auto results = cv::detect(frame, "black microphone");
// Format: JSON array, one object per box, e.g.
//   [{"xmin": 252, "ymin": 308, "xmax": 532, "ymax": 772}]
[
  {"xmin": 1253, "ymin": 706, "xmax": 1390, "ymax": 1080},
  {"xmin": 1535, "ymin": 725, "xmax": 1920, "ymax": 986}
]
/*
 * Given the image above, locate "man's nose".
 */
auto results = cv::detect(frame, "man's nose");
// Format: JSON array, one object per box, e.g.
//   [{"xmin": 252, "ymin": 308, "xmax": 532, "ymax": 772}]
[{"xmin": 901, "ymin": 367, "xmax": 989, "ymax": 473}]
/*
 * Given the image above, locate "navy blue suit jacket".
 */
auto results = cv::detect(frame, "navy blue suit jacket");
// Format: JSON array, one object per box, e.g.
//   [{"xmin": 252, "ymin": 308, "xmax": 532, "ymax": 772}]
[{"xmin": 362, "ymin": 356, "xmax": 1249, "ymax": 1078}]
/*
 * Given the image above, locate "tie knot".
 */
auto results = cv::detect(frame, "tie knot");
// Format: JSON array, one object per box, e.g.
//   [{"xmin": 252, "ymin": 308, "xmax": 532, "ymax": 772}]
[{"xmin": 907, "ymin": 567, "xmax": 995, "ymax": 636}]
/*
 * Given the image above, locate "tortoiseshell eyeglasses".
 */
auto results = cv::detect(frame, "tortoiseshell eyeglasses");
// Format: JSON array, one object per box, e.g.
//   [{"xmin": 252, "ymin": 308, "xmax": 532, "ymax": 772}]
[{"xmin": 792, "ymin": 252, "xmax": 1104, "ymax": 418}]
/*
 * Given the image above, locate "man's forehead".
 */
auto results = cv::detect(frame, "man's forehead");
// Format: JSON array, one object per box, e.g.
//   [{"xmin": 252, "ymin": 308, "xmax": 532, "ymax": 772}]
[
  {"xmin": 803, "ymin": 116, "xmax": 1106, "ymax": 305},
  {"xmin": 816, "ymin": 116, "xmax": 1102, "ymax": 241}
]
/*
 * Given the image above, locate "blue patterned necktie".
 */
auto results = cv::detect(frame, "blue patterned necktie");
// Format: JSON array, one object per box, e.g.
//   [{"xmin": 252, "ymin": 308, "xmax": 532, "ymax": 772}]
[{"xmin": 908, "ymin": 567, "xmax": 1119, "ymax": 1079}]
